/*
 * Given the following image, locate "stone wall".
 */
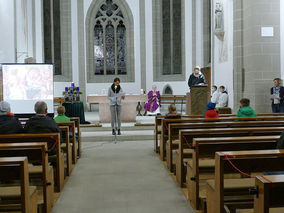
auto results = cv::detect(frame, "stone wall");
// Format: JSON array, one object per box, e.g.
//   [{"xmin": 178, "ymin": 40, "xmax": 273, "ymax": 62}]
[{"xmin": 233, "ymin": 0, "xmax": 280, "ymax": 113}]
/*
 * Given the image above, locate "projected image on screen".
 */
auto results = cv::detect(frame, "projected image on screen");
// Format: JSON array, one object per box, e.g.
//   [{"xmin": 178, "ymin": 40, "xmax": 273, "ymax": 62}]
[{"xmin": 2, "ymin": 64, "xmax": 54, "ymax": 114}]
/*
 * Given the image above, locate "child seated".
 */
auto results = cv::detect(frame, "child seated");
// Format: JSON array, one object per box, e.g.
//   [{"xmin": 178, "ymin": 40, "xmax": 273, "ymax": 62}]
[
  {"xmin": 237, "ymin": 98, "xmax": 256, "ymax": 117},
  {"xmin": 54, "ymin": 106, "xmax": 70, "ymax": 122},
  {"xmin": 203, "ymin": 102, "xmax": 219, "ymax": 118},
  {"xmin": 164, "ymin": 104, "xmax": 181, "ymax": 136},
  {"xmin": 165, "ymin": 104, "xmax": 181, "ymax": 119}
]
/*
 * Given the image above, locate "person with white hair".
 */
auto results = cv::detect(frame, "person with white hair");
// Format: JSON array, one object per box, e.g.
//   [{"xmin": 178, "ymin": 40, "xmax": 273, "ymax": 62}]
[
  {"xmin": 144, "ymin": 85, "xmax": 161, "ymax": 116},
  {"xmin": 0, "ymin": 101, "xmax": 23, "ymax": 134},
  {"xmin": 188, "ymin": 66, "xmax": 206, "ymax": 88},
  {"xmin": 24, "ymin": 101, "xmax": 60, "ymax": 133}
]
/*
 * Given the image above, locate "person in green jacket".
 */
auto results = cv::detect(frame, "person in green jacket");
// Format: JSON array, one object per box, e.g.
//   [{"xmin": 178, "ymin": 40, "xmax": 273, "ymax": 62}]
[
  {"xmin": 54, "ymin": 106, "xmax": 70, "ymax": 122},
  {"xmin": 236, "ymin": 98, "xmax": 256, "ymax": 117}
]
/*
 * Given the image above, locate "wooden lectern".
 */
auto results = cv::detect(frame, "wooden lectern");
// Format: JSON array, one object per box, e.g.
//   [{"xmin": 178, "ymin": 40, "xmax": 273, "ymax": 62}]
[{"xmin": 186, "ymin": 85, "xmax": 209, "ymax": 115}]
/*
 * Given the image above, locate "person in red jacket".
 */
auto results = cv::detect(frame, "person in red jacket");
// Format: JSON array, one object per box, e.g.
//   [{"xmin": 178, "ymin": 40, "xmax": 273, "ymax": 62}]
[{"xmin": 204, "ymin": 102, "xmax": 219, "ymax": 118}]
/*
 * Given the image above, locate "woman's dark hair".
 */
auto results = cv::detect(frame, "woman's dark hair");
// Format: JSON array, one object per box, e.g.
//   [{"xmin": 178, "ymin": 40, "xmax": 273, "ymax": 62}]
[{"xmin": 113, "ymin": 77, "xmax": 120, "ymax": 83}]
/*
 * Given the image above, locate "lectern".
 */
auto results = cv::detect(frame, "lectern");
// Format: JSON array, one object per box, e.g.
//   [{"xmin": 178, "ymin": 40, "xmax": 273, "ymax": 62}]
[{"xmin": 186, "ymin": 85, "xmax": 209, "ymax": 115}]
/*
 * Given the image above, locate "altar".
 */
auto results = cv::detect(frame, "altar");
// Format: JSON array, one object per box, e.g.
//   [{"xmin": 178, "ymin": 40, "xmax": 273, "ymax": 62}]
[{"xmin": 87, "ymin": 94, "xmax": 147, "ymax": 123}]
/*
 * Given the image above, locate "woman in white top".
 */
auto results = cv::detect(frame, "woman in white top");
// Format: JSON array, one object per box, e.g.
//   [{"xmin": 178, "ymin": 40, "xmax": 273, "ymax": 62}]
[
  {"xmin": 211, "ymin": 85, "xmax": 220, "ymax": 103},
  {"xmin": 216, "ymin": 86, "xmax": 228, "ymax": 107}
]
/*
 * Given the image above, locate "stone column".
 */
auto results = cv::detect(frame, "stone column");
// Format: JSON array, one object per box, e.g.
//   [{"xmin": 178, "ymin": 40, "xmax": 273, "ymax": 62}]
[{"xmin": 233, "ymin": 0, "xmax": 280, "ymax": 112}]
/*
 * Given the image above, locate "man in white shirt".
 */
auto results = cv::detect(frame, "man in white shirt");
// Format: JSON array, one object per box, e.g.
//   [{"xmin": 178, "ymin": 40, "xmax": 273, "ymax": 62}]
[
  {"xmin": 211, "ymin": 85, "xmax": 220, "ymax": 103},
  {"xmin": 216, "ymin": 86, "xmax": 228, "ymax": 107}
]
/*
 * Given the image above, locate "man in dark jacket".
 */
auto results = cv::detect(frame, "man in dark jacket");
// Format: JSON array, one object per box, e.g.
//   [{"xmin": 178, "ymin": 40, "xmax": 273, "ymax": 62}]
[
  {"xmin": 188, "ymin": 66, "xmax": 206, "ymax": 88},
  {"xmin": 25, "ymin": 101, "xmax": 60, "ymax": 133},
  {"xmin": 0, "ymin": 101, "xmax": 23, "ymax": 134},
  {"xmin": 270, "ymin": 78, "xmax": 284, "ymax": 113}
]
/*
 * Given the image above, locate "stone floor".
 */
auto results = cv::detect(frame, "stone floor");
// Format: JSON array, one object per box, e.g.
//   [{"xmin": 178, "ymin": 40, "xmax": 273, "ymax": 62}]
[{"xmin": 51, "ymin": 140, "xmax": 194, "ymax": 213}]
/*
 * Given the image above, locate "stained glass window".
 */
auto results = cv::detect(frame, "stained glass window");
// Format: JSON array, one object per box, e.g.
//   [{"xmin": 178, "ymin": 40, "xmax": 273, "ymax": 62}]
[{"xmin": 93, "ymin": 0, "xmax": 127, "ymax": 76}]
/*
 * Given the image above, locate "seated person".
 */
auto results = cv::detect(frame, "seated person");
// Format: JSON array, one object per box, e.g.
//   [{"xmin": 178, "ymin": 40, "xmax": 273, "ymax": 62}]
[
  {"xmin": 0, "ymin": 101, "xmax": 23, "ymax": 134},
  {"xmin": 216, "ymin": 86, "xmax": 228, "ymax": 107},
  {"xmin": 211, "ymin": 85, "xmax": 220, "ymax": 103},
  {"xmin": 236, "ymin": 98, "xmax": 256, "ymax": 118},
  {"xmin": 25, "ymin": 101, "xmax": 61, "ymax": 133},
  {"xmin": 144, "ymin": 85, "xmax": 161, "ymax": 116},
  {"xmin": 165, "ymin": 104, "xmax": 181, "ymax": 119},
  {"xmin": 203, "ymin": 102, "xmax": 219, "ymax": 118},
  {"xmin": 54, "ymin": 106, "xmax": 70, "ymax": 122},
  {"xmin": 164, "ymin": 104, "xmax": 181, "ymax": 136}
]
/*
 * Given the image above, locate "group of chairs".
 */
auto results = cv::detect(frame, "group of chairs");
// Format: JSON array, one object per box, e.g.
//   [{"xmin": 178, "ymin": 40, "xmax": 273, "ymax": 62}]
[
  {"xmin": 0, "ymin": 117, "xmax": 81, "ymax": 213},
  {"xmin": 155, "ymin": 113, "xmax": 284, "ymax": 213}
]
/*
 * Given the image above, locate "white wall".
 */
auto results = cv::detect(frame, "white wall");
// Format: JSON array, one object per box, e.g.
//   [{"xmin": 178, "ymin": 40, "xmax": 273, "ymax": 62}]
[
  {"xmin": 0, "ymin": 0, "xmax": 42, "ymax": 63},
  {"xmin": 212, "ymin": 0, "xmax": 234, "ymax": 108},
  {"xmin": 145, "ymin": 0, "xmax": 193, "ymax": 95},
  {"xmin": 281, "ymin": 0, "xmax": 284, "ymax": 81},
  {"xmin": 0, "ymin": 0, "xmax": 16, "ymax": 62}
]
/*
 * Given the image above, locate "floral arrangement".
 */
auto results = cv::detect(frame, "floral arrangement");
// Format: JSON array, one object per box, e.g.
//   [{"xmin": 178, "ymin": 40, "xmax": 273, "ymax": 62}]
[{"xmin": 63, "ymin": 82, "xmax": 82, "ymax": 102}]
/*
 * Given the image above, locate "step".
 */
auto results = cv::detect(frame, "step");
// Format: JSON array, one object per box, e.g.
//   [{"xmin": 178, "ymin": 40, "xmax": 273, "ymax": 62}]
[
  {"xmin": 82, "ymin": 130, "xmax": 154, "ymax": 142},
  {"xmin": 81, "ymin": 125, "xmax": 154, "ymax": 132}
]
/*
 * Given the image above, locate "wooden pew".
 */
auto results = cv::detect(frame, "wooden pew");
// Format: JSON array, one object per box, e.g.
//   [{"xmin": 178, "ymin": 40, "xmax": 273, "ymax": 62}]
[
  {"xmin": 0, "ymin": 157, "xmax": 37, "ymax": 213},
  {"xmin": 57, "ymin": 121, "xmax": 77, "ymax": 164},
  {"xmin": 167, "ymin": 121, "xmax": 284, "ymax": 172},
  {"xmin": 207, "ymin": 150, "xmax": 284, "ymax": 213},
  {"xmin": 155, "ymin": 113, "xmax": 284, "ymax": 153},
  {"xmin": 254, "ymin": 175, "xmax": 284, "ymax": 213},
  {"xmin": 161, "ymin": 116, "xmax": 284, "ymax": 161},
  {"xmin": 186, "ymin": 136, "xmax": 280, "ymax": 210},
  {"xmin": 0, "ymin": 133, "xmax": 64, "ymax": 192},
  {"xmin": 177, "ymin": 127, "xmax": 284, "ymax": 187},
  {"xmin": 154, "ymin": 114, "xmax": 235, "ymax": 153},
  {"xmin": 58, "ymin": 126, "xmax": 72, "ymax": 176},
  {"xmin": 0, "ymin": 142, "xmax": 53, "ymax": 213},
  {"xmin": 70, "ymin": 117, "xmax": 81, "ymax": 158}
]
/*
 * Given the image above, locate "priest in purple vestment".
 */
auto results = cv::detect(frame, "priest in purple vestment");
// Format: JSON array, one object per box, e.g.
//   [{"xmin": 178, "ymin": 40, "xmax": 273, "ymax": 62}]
[{"xmin": 144, "ymin": 85, "xmax": 161, "ymax": 115}]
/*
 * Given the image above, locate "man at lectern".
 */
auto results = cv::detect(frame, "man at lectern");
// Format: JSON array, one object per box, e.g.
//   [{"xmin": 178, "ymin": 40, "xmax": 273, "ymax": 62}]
[{"xmin": 188, "ymin": 66, "xmax": 206, "ymax": 88}]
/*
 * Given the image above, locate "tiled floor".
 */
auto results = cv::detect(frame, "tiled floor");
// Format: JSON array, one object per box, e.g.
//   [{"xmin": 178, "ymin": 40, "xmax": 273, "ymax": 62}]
[{"xmin": 51, "ymin": 140, "xmax": 194, "ymax": 213}]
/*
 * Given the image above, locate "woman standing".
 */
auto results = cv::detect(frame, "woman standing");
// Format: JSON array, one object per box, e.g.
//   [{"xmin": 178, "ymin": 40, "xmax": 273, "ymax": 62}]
[
  {"xmin": 108, "ymin": 78, "xmax": 125, "ymax": 135},
  {"xmin": 144, "ymin": 85, "xmax": 161, "ymax": 115}
]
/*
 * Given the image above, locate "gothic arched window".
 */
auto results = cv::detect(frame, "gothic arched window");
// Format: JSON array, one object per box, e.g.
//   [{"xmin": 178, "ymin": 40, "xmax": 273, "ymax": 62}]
[{"xmin": 86, "ymin": 0, "xmax": 134, "ymax": 83}]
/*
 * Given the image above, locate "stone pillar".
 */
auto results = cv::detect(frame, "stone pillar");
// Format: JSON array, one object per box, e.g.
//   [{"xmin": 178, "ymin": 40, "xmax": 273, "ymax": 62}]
[{"xmin": 233, "ymin": 0, "xmax": 281, "ymax": 113}]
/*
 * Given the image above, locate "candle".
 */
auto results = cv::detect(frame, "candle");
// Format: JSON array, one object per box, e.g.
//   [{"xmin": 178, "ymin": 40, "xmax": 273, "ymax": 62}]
[
  {"xmin": 76, "ymin": 87, "xmax": 80, "ymax": 92},
  {"xmin": 71, "ymin": 82, "xmax": 75, "ymax": 87},
  {"xmin": 70, "ymin": 89, "xmax": 73, "ymax": 94},
  {"xmin": 65, "ymin": 87, "xmax": 68, "ymax": 91}
]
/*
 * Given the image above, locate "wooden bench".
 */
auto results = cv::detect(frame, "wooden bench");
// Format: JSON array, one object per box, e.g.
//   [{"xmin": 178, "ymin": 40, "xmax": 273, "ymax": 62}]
[
  {"xmin": 0, "ymin": 157, "xmax": 38, "ymax": 213},
  {"xmin": 206, "ymin": 150, "xmax": 284, "ymax": 213},
  {"xmin": 57, "ymin": 121, "xmax": 77, "ymax": 164},
  {"xmin": 161, "ymin": 116, "xmax": 284, "ymax": 161},
  {"xmin": 0, "ymin": 142, "xmax": 53, "ymax": 213},
  {"xmin": 186, "ymin": 136, "xmax": 280, "ymax": 210},
  {"xmin": 160, "ymin": 95, "xmax": 186, "ymax": 113},
  {"xmin": 177, "ymin": 127, "xmax": 284, "ymax": 187},
  {"xmin": 254, "ymin": 175, "xmax": 284, "ymax": 213},
  {"xmin": 155, "ymin": 113, "xmax": 284, "ymax": 153},
  {"xmin": 0, "ymin": 133, "xmax": 64, "ymax": 192},
  {"xmin": 58, "ymin": 126, "xmax": 73, "ymax": 176},
  {"xmin": 70, "ymin": 117, "xmax": 82, "ymax": 157},
  {"xmin": 154, "ymin": 114, "xmax": 236, "ymax": 152},
  {"xmin": 167, "ymin": 121, "xmax": 284, "ymax": 172}
]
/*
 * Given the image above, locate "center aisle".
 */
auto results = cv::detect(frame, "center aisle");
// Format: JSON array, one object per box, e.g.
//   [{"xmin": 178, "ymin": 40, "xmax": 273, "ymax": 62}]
[{"xmin": 52, "ymin": 140, "xmax": 194, "ymax": 213}]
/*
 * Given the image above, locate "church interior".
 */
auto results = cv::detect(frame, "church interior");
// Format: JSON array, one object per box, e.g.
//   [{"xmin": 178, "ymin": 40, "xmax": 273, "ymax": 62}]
[{"xmin": 1, "ymin": 0, "xmax": 284, "ymax": 213}]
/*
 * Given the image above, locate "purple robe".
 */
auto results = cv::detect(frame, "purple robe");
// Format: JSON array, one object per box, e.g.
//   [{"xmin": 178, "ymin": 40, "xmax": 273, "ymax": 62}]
[{"xmin": 144, "ymin": 91, "xmax": 161, "ymax": 112}]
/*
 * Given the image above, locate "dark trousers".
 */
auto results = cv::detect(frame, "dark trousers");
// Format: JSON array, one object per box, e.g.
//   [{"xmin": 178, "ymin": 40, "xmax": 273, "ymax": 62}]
[{"xmin": 272, "ymin": 104, "xmax": 284, "ymax": 113}]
